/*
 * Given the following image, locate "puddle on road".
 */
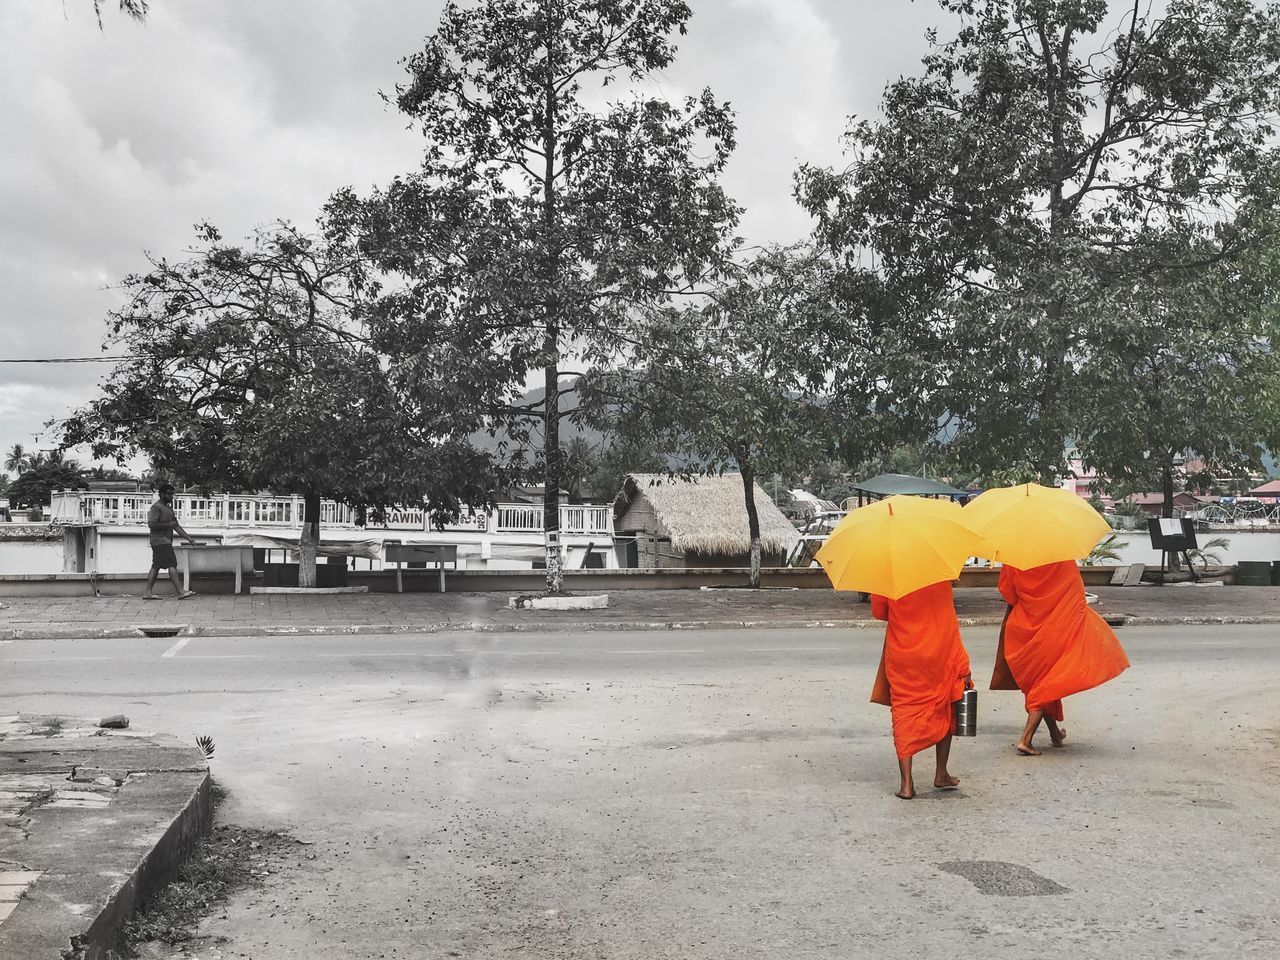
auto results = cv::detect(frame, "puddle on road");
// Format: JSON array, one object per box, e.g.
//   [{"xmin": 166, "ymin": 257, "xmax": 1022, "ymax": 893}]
[{"xmin": 938, "ymin": 860, "xmax": 1070, "ymax": 896}]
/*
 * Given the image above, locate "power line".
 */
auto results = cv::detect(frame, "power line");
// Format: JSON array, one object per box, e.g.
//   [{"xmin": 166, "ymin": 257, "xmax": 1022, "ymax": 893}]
[
  {"xmin": 0, "ymin": 356, "xmax": 133, "ymax": 363},
  {"xmin": 1, "ymin": 339, "xmax": 376, "ymax": 364}
]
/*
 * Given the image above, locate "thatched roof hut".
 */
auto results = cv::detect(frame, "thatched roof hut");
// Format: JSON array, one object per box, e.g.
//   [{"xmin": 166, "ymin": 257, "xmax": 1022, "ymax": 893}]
[{"xmin": 613, "ymin": 473, "xmax": 800, "ymax": 568}]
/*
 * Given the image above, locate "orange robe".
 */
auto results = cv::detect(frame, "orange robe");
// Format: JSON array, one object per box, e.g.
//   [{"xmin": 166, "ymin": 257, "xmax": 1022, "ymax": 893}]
[
  {"xmin": 869, "ymin": 581, "xmax": 971, "ymax": 760},
  {"xmin": 991, "ymin": 561, "xmax": 1130, "ymax": 721}
]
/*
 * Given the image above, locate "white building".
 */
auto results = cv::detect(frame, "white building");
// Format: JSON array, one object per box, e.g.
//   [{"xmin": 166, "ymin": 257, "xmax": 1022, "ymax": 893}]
[{"xmin": 37, "ymin": 490, "xmax": 618, "ymax": 576}]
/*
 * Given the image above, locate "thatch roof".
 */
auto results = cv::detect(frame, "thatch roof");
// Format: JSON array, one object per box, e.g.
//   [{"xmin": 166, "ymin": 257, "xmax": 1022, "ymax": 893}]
[{"xmin": 615, "ymin": 473, "xmax": 801, "ymax": 556}]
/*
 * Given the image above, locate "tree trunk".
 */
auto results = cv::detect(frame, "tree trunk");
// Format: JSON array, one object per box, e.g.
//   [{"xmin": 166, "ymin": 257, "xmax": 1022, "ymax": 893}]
[
  {"xmin": 298, "ymin": 491, "xmax": 321, "ymax": 588},
  {"xmin": 1032, "ymin": 17, "xmax": 1075, "ymax": 477},
  {"xmin": 1161, "ymin": 458, "xmax": 1175, "ymax": 519},
  {"xmin": 543, "ymin": 363, "xmax": 564, "ymax": 594},
  {"xmin": 1162, "ymin": 458, "xmax": 1181, "ymax": 573},
  {"xmin": 540, "ymin": 24, "xmax": 564, "ymax": 595},
  {"xmin": 740, "ymin": 463, "xmax": 762, "ymax": 589}
]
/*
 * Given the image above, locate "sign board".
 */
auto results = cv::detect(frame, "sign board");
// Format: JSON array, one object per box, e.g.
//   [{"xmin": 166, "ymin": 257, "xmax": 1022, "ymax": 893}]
[{"xmin": 1146, "ymin": 517, "xmax": 1198, "ymax": 551}]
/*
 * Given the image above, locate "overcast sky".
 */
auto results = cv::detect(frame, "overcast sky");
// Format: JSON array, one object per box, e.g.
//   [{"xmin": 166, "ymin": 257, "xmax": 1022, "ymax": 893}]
[{"xmin": 0, "ymin": 0, "xmax": 955, "ymax": 469}]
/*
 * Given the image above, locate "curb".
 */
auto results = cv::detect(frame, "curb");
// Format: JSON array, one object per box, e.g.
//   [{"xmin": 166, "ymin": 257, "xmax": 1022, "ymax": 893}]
[
  {"xmin": 73, "ymin": 772, "xmax": 212, "ymax": 960},
  {"xmin": 4, "ymin": 614, "xmax": 1280, "ymax": 641},
  {"xmin": 0, "ymin": 721, "xmax": 211, "ymax": 960}
]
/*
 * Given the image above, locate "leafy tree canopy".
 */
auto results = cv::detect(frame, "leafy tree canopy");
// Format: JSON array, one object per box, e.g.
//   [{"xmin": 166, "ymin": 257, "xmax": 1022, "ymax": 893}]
[
  {"xmin": 797, "ymin": 0, "xmax": 1280, "ymax": 477},
  {"xmin": 582, "ymin": 246, "xmax": 888, "ymax": 584},
  {"xmin": 326, "ymin": 0, "xmax": 741, "ymax": 590},
  {"xmin": 1072, "ymin": 225, "xmax": 1280, "ymax": 512},
  {"xmin": 60, "ymin": 222, "xmax": 503, "ymax": 522},
  {"xmin": 9, "ymin": 463, "xmax": 86, "ymax": 508}
]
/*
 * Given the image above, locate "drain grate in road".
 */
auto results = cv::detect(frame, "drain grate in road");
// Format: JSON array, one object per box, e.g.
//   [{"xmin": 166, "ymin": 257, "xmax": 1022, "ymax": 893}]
[
  {"xmin": 937, "ymin": 860, "xmax": 1069, "ymax": 896},
  {"xmin": 136, "ymin": 625, "xmax": 185, "ymax": 638}
]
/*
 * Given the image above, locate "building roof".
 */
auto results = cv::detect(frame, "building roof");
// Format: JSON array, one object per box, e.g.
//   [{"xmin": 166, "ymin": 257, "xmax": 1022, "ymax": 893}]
[
  {"xmin": 852, "ymin": 473, "xmax": 968, "ymax": 499},
  {"xmin": 1248, "ymin": 479, "xmax": 1280, "ymax": 496},
  {"xmin": 614, "ymin": 473, "xmax": 801, "ymax": 556},
  {"xmin": 1125, "ymin": 492, "xmax": 1213, "ymax": 506},
  {"xmin": 788, "ymin": 489, "xmax": 841, "ymax": 514}
]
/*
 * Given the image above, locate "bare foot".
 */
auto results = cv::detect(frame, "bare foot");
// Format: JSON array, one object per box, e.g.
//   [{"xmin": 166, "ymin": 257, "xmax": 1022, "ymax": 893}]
[
  {"xmin": 1015, "ymin": 742, "xmax": 1041, "ymax": 756},
  {"xmin": 895, "ymin": 789, "xmax": 914, "ymax": 800},
  {"xmin": 934, "ymin": 773, "xmax": 960, "ymax": 790},
  {"xmin": 1050, "ymin": 727, "xmax": 1067, "ymax": 748}
]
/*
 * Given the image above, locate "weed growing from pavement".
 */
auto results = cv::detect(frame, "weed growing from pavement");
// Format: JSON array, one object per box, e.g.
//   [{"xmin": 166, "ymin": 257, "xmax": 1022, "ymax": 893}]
[
  {"xmin": 36, "ymin": 717, "xmax": 64, "ymax": 736},
  {"xmin": 117, "ymin": 781, "xmax": 310, "ymax": 957}
]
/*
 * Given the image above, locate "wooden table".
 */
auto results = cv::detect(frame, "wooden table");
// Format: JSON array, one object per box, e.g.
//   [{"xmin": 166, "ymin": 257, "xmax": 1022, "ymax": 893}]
[
  {"xmin": 174, "ymin": 544, "xmax": 255, "ymax": 594},
  {"xmin": 384, "ymin": 543, "xmax": 459, "ymax": 593}
]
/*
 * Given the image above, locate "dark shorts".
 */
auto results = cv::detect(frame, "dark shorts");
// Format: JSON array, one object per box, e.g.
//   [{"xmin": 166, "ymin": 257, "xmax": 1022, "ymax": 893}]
[{"xmin": 151, "ymin": 544, "xmax": 178, "ymax": 571}]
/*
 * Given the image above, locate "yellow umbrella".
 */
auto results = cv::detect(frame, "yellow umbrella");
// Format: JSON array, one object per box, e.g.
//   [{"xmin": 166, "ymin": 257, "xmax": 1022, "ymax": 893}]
[
  {"xmin": 816, "ymin": 495, "xmax": 986, "ymax": 600},
  {"xmin": 963, "ymin": 482, "xmax": 1110, "ymax": 569}
]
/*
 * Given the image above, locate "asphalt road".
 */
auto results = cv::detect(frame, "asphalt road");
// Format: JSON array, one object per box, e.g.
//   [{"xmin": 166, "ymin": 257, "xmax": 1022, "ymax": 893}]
[{"xmin": 3, "ymin": 625, "xmax": 1277, "ymax": 959}]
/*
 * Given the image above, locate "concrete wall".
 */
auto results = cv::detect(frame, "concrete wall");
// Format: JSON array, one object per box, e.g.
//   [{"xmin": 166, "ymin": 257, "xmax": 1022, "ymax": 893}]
[
  {"xmin": 1106, "ymin": 529, "xmax": 1280, "ymax": 566},
  {"xmin": 0, "ymin": 539, "xmax": 64, "ymax": 575}
]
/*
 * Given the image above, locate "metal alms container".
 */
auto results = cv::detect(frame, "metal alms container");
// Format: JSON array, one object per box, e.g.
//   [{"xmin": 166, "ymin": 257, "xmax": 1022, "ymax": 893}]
[{"xmin": 954, "ymin": 688, "xmax": 978, "ymax": 737}]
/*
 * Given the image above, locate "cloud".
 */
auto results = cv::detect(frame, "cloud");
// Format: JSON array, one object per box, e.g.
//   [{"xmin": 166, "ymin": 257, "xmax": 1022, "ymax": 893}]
[{"xmin": 0, "ymin": 0, "xmax": 947, "ymax": 465}]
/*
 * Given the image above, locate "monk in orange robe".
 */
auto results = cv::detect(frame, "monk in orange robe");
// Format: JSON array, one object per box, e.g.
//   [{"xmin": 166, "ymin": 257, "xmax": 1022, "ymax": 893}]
[
  {"xmin": 870, "ymin": 581, "xmax": 972, "ymax": 799},
  {"xmin": 991, "ymin": 560, "xmax": 1131, "ymax": 755}
]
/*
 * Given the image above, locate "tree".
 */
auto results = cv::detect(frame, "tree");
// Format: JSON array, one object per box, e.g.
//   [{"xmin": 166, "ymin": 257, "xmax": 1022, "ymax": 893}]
[
  {"xmin": 29, "ymin": 448, "xmax": 79, "ymax": 473},
  {"xmin": 581, "ymin": 429, "xmax": 672, "ymax": 501},
  {"xmin": 1073, "ymin": 228, "xmax": 1280, "ymax": 516},
  {"xmin": 584, "ymin": 248, "xmax": 848, "ymax": 587},
  {"xmin": 84, "ymin": 466, "xmax": 139, "ymax": 483},
  {"xmin": 61, "ymin": 222, "xmax": 504, "ymax": 588},
  {"xmin": 9, "ymin": 463, "xmax": 86, "ymax": 509},
  {"xmin": 4, "ymin": 444, "xmax": 30, "ymax": 476},
  {"xmin": 92, "ymin": 1, "xmax": 148, "ymax": 28},
  {"xmin": 329, "ymin": 0, "xmax": 740, "ymax": 593},
  {"xmin": 797, "ymin": 0, "xmax": 1280, "ymax": 479}
]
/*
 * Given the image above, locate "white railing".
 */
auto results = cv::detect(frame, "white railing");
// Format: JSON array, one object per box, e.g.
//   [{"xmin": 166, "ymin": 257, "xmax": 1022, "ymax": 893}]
[
  {"xmin": 497, "ymin": 504, "xmax": 542, "ymax": 533},
  {"xmin": 561, "ymin": 505, "xmax": 611, "ymax": 536},
  {"xmin": 49, "ymin": 491, "xmax": 614, "ymax": 537}
]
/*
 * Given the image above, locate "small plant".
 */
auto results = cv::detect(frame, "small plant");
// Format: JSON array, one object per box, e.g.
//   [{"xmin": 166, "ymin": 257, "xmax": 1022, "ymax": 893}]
[
  {"xmin": 1086, "ymin": 533, "xmax": 1124, "ymax": 565},
  {"xmin": 195, "ymin": 734, "xmax": 215, "ymax": 759},
  {"xmin": 1186, "ymin": 536, "xmax": 1230, "ymax": 570},
  {"xmin": 37, "ymin": 717, "xmax": 64, "ymax": 737}
]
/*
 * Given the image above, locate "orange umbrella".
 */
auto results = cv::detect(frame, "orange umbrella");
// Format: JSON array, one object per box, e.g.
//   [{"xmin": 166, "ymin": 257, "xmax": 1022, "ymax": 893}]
[
  {"xmin": 964, "ymin": 482, "xmax": 1111, "ymax": 568},
  {"xmin": 816, "ymin": 495, "xmax": 986, "ymax": 599}
]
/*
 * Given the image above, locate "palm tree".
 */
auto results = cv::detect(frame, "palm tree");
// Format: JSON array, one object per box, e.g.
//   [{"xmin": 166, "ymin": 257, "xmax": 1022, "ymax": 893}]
[
  {"xmin": 4, "ymin": 444, "xmax": 29, "ymax": 475},
  {"xmin": 1086, "ymin": 533, "xmax": 1124, "ymax": 565}
]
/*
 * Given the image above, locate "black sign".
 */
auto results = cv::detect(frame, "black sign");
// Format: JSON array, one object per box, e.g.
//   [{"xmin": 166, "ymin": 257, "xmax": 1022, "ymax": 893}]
[{"xmin": 1146, "ymin": 517, "xmax": 1198, "ymax": 551}]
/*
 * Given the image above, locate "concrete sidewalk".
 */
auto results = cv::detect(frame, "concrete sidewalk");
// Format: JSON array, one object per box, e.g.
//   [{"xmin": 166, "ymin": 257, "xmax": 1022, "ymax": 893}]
[
  {"xmin": 1, "ymin": 583, "xmax": 1277, "ymax": 640},
  {"xmin": 0, "ymin": 715, "xmax": 210, "ymax": 960}
]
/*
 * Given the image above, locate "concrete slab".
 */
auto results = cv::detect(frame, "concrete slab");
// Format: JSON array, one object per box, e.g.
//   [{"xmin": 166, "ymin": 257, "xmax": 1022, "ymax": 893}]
[
  {"xmin": 0, "ymin": 715, "xmax": 209, "ymax": 960},
  {"xmin": 509, "ymin": 593, "xmax": 609, "ymax": 611}
]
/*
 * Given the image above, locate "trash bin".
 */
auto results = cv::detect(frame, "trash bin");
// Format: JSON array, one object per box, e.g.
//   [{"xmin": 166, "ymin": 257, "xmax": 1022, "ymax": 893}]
[{"xmin": 1236, "ymin": 560, "xmax": 1271, "ymax": 586}]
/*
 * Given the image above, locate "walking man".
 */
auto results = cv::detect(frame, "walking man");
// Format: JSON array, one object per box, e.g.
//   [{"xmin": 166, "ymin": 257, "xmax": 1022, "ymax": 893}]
[{"xmin": 144, "ymin": 482, "xmax": 197, "ymax": 599}]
